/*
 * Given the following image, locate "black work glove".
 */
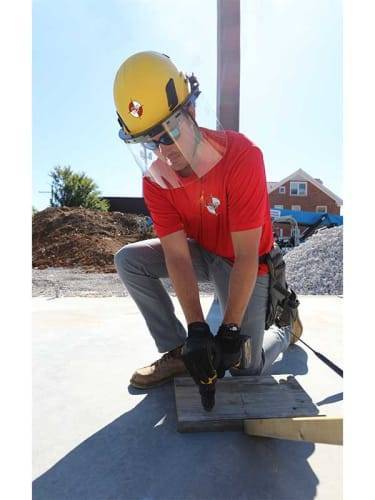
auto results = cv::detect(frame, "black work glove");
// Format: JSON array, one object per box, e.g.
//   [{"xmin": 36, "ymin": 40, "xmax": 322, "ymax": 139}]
[
  {"xmin": 214, "ymin": 323, "xmax": 249, "ymax": 378},
  {"xmin": 181, "ymin": 322, "xmax": 220, "ymax": 386}
]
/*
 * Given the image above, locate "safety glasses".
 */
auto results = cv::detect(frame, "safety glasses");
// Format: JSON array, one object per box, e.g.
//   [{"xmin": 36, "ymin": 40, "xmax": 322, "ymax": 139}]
[{"xmin": 142, "ymin": 126, "xmax": 181, "ymax": 151}]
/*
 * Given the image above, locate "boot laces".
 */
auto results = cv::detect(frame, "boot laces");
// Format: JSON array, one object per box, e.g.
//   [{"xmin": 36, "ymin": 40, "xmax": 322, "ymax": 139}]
[{"xmin": 154, "ymin": 347, "xmax": 181, "ymax": 367}]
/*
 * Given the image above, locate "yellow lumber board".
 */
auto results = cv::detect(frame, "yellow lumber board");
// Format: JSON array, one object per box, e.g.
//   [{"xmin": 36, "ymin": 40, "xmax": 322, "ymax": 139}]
[{"xmin": 244, "ymin": 416, "xmax": 343, "ymax": 445}]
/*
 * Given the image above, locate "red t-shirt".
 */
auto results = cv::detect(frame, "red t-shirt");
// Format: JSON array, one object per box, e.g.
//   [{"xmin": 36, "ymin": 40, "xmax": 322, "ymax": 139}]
[{"xmin": 142, "ymin": 130, "xmax": 273, "ymax": 275}]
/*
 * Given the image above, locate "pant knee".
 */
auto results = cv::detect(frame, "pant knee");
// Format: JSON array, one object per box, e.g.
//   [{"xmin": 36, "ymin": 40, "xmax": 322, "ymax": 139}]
[{"xmin": 114, "ymin": 244, "xmax": 138, "ymax": 275}]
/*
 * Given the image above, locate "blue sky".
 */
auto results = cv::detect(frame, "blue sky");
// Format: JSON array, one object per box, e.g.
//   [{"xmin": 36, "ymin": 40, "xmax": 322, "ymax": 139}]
[{"xmin": 32, "ymin": 0, "xmax": 342, "ymax": 210}]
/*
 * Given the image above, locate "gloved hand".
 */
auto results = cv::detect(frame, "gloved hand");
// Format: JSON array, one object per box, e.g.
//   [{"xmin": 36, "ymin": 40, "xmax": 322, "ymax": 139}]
[
  {"xmin": 214, "ymin": 323, "xmax": 248, "ymax": 378},
  {"xmin": 181, "ymin": 321, "xmax": 219, "ymax": 386},
  {"xmin": 181, "ymin": 322, "xmax": 220, "ymax": 411}
]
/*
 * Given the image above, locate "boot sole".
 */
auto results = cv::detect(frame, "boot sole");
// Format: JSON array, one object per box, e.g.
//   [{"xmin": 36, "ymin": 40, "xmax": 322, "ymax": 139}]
[{"xmin": 129, "ymin": 372, "xmax": 189, "ymax": 390}]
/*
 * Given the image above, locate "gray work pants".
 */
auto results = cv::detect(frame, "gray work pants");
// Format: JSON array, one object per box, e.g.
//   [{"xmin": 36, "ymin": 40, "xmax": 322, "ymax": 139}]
[{"xmin": 114, "ymin": 238, "xmax": 291, "ymax": 375}]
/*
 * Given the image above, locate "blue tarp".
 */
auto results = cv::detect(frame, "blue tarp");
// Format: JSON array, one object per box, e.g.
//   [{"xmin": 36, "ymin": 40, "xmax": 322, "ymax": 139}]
[{"xmin": 272, "ymin": 209, "xmax": 343, "ymax": 227}]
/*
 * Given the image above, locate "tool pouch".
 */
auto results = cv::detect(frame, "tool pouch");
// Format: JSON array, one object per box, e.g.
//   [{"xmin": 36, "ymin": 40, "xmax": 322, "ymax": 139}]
[{"xmin": 264, "ymin": 244, "xmax": 300, "ymax": 330}]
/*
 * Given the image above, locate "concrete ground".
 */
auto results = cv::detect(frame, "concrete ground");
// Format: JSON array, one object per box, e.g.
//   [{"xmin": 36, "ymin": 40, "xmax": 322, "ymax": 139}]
[{"xmin": 33, "ymin": 295, "xmax": 343, "ymax": 500}]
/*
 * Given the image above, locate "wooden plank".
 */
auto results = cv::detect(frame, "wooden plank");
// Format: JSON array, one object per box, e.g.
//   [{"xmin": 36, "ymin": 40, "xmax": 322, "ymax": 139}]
[
  {"xmin": 175, "ymin": 375, "xmax": 319, "ymax": 433},
  {"xmin": 244, "ymin": 416, "xmax": 343, "ymax": 445}
]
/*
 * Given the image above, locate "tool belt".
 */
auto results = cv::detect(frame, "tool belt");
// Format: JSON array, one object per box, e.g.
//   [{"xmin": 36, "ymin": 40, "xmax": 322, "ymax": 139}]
[{"xmin": 260, "ymin": 245, "xmax": 300, "ymax": 330}]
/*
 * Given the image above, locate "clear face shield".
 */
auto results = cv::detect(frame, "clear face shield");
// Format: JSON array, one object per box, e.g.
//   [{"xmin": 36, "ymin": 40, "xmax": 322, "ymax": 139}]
[{"xmin": 118, "ymin": 98, "xmax": 227, "ymax": 189}]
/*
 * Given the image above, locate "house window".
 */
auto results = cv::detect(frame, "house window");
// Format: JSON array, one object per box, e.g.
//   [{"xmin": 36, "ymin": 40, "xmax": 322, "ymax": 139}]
[
  {"xmin": 316, "ymin": 205, "xmax": 327, "ymax": 213},
  {"xmin": 291, "ymin": 205, "xmax": 301, "ymax": 211},
  {"xmin": 274, "ymin": 204, "xmax": 283, "ymax": 209},
  {"xmin": 279, "ymin": 186, "xmax": 285, "ymax": 194},
  {"xmin": 290, "ymin": 181, "xmax": 307, "ymax": 196}
]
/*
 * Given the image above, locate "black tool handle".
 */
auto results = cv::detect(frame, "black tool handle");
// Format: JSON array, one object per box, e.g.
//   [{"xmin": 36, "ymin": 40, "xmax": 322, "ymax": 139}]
[
  {"xmin": 297, "ymin": 336, "xmax": 344, "ymax": 378},
  {"xmin": 314, "ymin": 351, "xmax": 343, "ymax": 378}
]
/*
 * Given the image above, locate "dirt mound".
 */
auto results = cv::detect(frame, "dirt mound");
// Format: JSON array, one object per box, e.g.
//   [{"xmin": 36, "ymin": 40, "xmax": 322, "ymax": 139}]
[{"xmin": 32, "ymin": 207, "xmax": 155, "ymax": 272}]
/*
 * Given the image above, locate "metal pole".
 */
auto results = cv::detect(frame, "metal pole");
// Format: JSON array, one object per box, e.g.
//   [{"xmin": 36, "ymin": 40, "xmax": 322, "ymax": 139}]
[{"xmin": 217, "ymin": 0, "xmax": 241, "ymax": 131}]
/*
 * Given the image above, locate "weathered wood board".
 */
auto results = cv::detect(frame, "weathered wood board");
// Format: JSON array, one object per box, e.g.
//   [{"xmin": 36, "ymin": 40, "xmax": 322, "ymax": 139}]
[{"xmin": 175, "ymin": 375, "xmax": 319, "ymax": 432}]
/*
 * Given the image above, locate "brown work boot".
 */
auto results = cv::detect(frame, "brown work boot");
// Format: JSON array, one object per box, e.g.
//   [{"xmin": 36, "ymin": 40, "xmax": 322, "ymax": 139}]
[
  {"xmin": 129, "ymin": 346, "xmax": 188, "ymax": 389},
  {"xmin": 276, "ymin": 289, "xmax": 303, "ymax": 345},
  {"xmin": 289, "ymin": 307, "xmax": 303, "ymax": 345}
]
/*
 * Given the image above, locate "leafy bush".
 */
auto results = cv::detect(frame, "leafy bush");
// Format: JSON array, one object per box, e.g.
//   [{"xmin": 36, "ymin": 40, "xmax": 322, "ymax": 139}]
[{"xmin": 49, "ymin": 166, "xmax": 109, "ymax": 211}]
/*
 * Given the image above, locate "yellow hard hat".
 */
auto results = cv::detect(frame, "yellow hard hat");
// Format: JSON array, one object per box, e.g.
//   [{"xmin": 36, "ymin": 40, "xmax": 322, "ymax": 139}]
[{"xmin": 114, "ymin": 51, "xmax": 197, "ymax": 140}]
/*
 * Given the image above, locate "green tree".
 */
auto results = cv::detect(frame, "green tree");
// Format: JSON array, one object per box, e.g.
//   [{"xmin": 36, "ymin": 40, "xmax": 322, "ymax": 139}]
[
  {"xmin": 49, "ymin": 166, "xmax": 109, "ymax": 211},
  {"xmin": 32, "ymin": 206, "xmax": 38, "ymax": 216}
]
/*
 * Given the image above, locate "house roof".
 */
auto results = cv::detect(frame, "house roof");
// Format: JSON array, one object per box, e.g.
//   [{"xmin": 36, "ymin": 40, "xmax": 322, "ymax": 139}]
[
  {"xmin": 267, "ymin": 182, "xmax": 279, "ymax": 191},
  {"xmin": 267, "ymin": 168, "xmax": 343, "ymax": 206}
]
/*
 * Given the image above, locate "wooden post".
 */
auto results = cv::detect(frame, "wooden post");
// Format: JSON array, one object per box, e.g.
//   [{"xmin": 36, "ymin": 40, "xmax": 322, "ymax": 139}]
[{"xmin": 244, "ymin": 416, "xmax": 343, "ymax": 445}]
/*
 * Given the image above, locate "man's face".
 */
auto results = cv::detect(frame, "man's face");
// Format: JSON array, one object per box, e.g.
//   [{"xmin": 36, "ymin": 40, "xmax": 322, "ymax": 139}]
[
  {"xmin": 148, "ymin": 109, "xmax": 198, "ymax": 174},
  {"xmin": 151, "ymin": 130, "xmax": 189, "ymax": 171}
]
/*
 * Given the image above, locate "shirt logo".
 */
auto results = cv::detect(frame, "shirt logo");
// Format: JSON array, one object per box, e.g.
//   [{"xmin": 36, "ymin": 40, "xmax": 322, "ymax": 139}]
[
  {"xmin": 128, "ymin": 100, "xmax": 143, "ymax": 118},
  {"xmin": 205, "ymin": 195, "xmax": 221, "ymax": 215}
]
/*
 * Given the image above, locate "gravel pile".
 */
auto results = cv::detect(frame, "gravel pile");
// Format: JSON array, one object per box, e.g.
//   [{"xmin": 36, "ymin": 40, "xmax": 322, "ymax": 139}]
[{"xmin": 284, "ymin": 225, "xmax": 343, "ymax": 295}]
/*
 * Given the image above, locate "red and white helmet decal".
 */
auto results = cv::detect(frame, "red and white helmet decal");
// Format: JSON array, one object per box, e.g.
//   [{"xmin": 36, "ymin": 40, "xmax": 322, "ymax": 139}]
[{"xmin": 128, "ymin": 100, "xmax": 143, "ymax": 118}]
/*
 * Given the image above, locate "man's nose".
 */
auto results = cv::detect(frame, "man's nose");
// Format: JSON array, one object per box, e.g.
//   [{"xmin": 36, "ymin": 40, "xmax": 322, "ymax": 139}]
[{"xmin": 159, "ymin": 142, "xmax": 177, "ymax": 155}]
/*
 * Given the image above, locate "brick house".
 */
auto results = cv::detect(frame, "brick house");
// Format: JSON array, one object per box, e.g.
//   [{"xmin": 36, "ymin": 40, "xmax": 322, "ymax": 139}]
[
  {"xmin": 267, "ymin": 168, "xmax": 343, "ymax": 239},
  {"xmin": 268, "ymin": 168, "xmax": 342, "ymax": 214}
]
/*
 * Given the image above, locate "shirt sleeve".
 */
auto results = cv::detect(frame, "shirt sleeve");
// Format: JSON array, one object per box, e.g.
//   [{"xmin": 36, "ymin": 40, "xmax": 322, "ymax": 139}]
[
  {"xmin": 142, "ymin": 177, "xmax": 184, "ymax": 238},
  {"xmin": 227, "ymin": 145, "xmax": 269, "ymax": 232}
]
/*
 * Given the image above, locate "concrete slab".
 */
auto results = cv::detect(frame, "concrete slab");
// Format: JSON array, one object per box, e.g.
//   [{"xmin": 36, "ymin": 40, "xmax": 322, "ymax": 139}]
[{"xmin": 33, "ymin": 295, "xmax": 343, "ymax": 500}]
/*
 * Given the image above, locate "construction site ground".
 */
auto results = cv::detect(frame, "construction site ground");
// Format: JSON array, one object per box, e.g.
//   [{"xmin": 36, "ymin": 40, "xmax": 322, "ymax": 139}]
[
  {"xmin": 33, "ymin": 294, "xmax": 343, "ymax": 500},
  {"xmin": 32, "ymin": 267, "xmax": 215, "ymax": 298}
]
